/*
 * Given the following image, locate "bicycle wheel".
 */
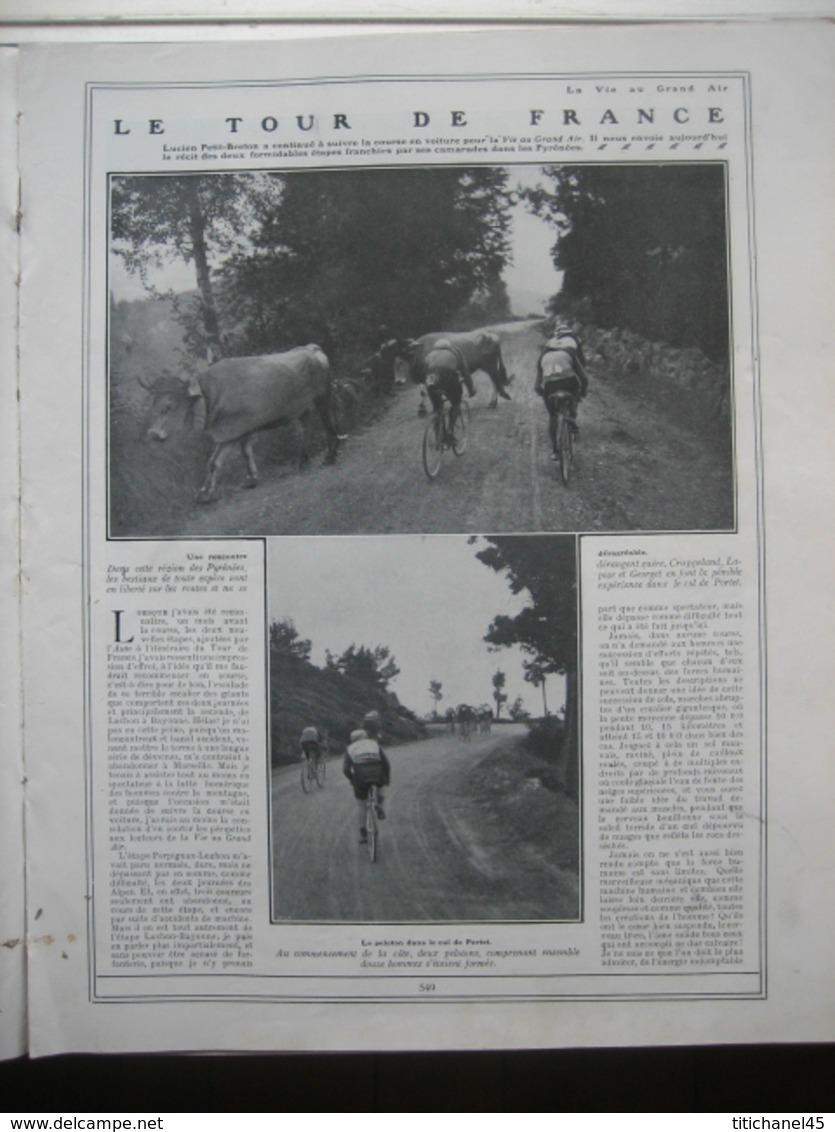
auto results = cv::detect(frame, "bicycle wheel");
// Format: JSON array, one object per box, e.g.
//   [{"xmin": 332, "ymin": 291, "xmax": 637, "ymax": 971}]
[
  {"xmin": 451, "ymin": 400, "xmax": 470, "ymax": 455},
  {"xmin": 558, "ymin": 413, "xmax": 572, "ymax": 486},
  {"xmin": 422, "ymin": 413, "xmax": 444, "ymax": 479},
  {"xmin": 301, "ymin": 761, "xmax": 312, "ymax": 793},
  {"xmin": 366, "ymin": 788, "xmax": 378, "ymax": 862},
  {"xmin": 314, "ymin": 756, "xmax": 326, "ymax": 788}
]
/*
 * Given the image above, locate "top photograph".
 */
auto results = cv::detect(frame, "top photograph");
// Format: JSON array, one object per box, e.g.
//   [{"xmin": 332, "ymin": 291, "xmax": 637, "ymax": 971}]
[{"xmin": 108, "ymin": 161, "xmax": 734, "ymax": 538}]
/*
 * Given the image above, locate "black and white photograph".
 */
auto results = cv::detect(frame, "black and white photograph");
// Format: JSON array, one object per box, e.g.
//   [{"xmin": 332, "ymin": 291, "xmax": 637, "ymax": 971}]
[
  {"xmin": 267, "ymin": 534, "xmax": 580, "ymax": 923},
  {"xmin": 108, "ymin": 162, "xmax": 734, "ymax": 539}
]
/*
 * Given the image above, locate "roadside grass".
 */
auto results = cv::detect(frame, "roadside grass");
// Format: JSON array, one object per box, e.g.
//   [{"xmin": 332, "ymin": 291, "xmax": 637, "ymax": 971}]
[{"xmin": 436, "ymin": 731, "xmax": 580, "ymax": 917}]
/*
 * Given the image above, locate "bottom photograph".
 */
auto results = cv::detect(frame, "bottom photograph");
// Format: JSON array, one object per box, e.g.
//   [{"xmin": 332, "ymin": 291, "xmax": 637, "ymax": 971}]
[{"xmin": 267, "ymin": 534, "xmax": 580, "ymax": 923}]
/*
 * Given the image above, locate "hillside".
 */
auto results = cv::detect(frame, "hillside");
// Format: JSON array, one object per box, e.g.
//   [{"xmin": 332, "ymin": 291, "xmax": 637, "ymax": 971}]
[{"xmin": 269, "ymin": 652, "xmax": 426, "ymax": 767}]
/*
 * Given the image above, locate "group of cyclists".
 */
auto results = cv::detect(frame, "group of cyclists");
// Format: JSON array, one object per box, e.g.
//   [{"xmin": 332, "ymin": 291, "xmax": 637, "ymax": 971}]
[
  {"xmin": 299, "ymin": 712, "xmax": 391, "ymax": 845},
  {"xmin": 294, "ymin": 315, "xmax": 587, "ymax": 841},
  {"xmin": 414, "ymin": 319, "xmax": 590, "ymax": 463}
]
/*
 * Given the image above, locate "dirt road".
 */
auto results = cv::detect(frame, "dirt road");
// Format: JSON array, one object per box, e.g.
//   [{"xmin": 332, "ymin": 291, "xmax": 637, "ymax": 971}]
[
  {"xmin": 177, "ymin": 321, "xmax": 734, "ymax": 537},
  {"xmin": 271, "ymin": 725, "xmax": 578, "ymax": 923}
]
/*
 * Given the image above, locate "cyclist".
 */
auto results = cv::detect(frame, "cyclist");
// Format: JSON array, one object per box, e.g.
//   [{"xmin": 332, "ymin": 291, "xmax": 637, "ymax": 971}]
[
  {"xmin": 534, "ymin": 326, "xmax": 590, "ymax": 456},
  {"xmin": 343, "ymin": 712, "xmax": 391, "ymax": 844},
  {"xmin": 421, "ymin": 337, "xmax": 475, "ymax": 437},
  {"xmin": 300, "ymin": 725, "xmax": 325, "ymax": 769}
]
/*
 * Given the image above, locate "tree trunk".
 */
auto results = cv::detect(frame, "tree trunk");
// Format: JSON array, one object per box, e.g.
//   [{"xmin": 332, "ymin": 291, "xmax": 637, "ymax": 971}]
[{"xmin": 185, "ymin": 181, "xmax": 220, "ymax": 357}]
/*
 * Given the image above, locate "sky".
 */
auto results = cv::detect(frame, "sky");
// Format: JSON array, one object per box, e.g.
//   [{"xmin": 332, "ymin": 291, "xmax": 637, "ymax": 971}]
[
  {"xmin": 266, "ymin": 535, "xmax": 566, "ymax": 720},
  {"xmin": 109, "ymin": 164, "xmax": 563, "ymax": 313},
  {"xmin": 504, "ymin": 165, "xmax": 563, "ymax": 315}
]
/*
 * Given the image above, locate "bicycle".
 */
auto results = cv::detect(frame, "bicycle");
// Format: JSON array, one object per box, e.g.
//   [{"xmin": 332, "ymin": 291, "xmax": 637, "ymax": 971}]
[
  {"xmin": 422, "ymin": 387, "xmax": 470, "ymax": 479},
  {"xmin": 365, "ymin": 784, "xmax": 382, "ymax": 862},
  {"xmin": 546, "ymin": 388, "xmax": 577, "ymax": 486},
  {"xmin": 300, "ymin": 747, "xmax": 326, "ymax": 793}
]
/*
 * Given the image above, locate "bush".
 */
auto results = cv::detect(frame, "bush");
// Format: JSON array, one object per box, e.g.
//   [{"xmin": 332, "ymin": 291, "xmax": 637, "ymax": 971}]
[{"xmin": 525, "ymin": 715, "xmax": 565, "ymax": 762}]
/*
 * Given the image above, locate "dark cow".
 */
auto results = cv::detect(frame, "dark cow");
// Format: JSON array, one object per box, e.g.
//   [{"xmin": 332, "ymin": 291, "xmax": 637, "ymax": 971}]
[
  {"xmin": 140, "ymin": 345, "xmax": 341, "ymax": 503},
  {"xmin": 404, "ymin": 329, "xmax": 513, "ymax": 409}
]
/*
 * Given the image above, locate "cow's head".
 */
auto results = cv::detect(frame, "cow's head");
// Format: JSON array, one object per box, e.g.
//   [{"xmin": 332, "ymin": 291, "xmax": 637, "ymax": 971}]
[
  {"xmin": 137, "ymin": 371, "xmax": 202, "ymax": 441},
  {"xmin": 397, "ymin": 338, "xmax": 420, "ymax": 362}
]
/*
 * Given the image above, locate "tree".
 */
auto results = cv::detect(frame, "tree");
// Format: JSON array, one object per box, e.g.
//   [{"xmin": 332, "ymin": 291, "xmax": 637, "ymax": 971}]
[
  {"xmin": 268, "ymin": 617, "xmax": 312, "ymax": 663},
  {"xmin": 325, "ymin": 643, "xmax": 400, "ymax": 690},
  {"xmin": 477, "ymin": 536, "xmax": 579, "ymax": 798},
  {"xmin": 524, "ymin": 164, "xmax": 729, "ymax": 359},
  {"xmin": 429, "ymin": 680, "xmax": 444, "ymax": 718},
  {"xmin": 110, "ymin": 173, "xmax": 279, "ymax": 358},
  {"xmin": 453, "ymin": 276, "xmax": 512, "ymax": 328},
  {"xmin": 508, "ymin": 695, "xmax": 529, "ymax": 722},
  {"xmin": 523, "ymin": 656, "xmax": 550, "ymax": 716},
  {"xmin": 492, "ymin": 669, "xmax": 508, "ymax": 719},
  {"xmin": 216, "ymin": 166, "xmax": 514, "ymax": 355}
]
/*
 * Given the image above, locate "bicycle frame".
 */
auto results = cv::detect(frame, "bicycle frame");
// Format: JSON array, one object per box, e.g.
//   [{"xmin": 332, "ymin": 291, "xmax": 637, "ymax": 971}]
[
  {"xmin": 366, "ymin": 784, "xmax": 380, "ymax": 862},
  {"xmin": 301, "ymin": 747, "xmax": 326, "ymax": 792},
  {"xmin": 546, "ymin": 390, "xmax": 575, "ymax": 486},
  {"xmin": 422, "ymin": 382, "xmax": 470, "ymax": 479}
]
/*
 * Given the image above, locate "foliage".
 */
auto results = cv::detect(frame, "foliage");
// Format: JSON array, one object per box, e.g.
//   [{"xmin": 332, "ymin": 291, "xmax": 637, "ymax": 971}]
[
  {"xmin": 523, "ymin": 657, "xmax": 552, "ymax": 715},
  {"xmin": 209, "ymin": 166, "xmax": 513, "ymax": 355},
  {"xmin": 429, "ymin": 680, "xmax": 444, "ymax": 716},
  {"xmin": 477, "ymin": 536, "xmax": 578, "ymax": 797},
  {"xmin": 110, "ymin": 173, "xmax": 279, "ymax": 357},
  {"xmin": 525, "ymin": 714, "xmax": 566, "ymax": 766},
  {"xmin": 269, "ymin": 648, "xmax": 424, "ymax": 767},
  {"xmin": 524, "ymin": 164, "xmax": 729, "ymax": 360},
  {"xmin": 324, "ymin": 643, "xmax": 401, "ymax": 690},
  {"xmin": 491, "ymin": 669, "xmax": 508, "ymax": 719},
  {"xmin": 110, "ymin": 167, "xmax": 515, "ymax": 446},
  {"xmin": 522, "ymin": 656, "xmax": 549, "ymax": 688},
  {"xmin": 269, "ymin": 617, "xmax": 312, "ymax": 663},
  {"xmin": 508, "ymin": 695, "xmax": 529, "ymax": 721},
  {"xmin": 477, "ymin": 536, "xmax": 577, "ymax": 675},
  {"xmin": 452, "ymin": 277, "xmax": 512, "ymax": 329}
]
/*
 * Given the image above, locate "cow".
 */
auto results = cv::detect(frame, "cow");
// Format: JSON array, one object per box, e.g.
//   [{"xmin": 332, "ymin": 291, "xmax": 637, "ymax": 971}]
[
  {"xmin": 402, "ymin": 329, "xmax": 513, "ymax": 409},
  {"xmin": 139, "ymin": 345, "xmax": 342, "ymax": 504}
]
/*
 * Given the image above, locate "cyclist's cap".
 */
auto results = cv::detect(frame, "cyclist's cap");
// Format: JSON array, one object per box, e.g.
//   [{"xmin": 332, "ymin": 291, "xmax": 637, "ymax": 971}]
[
  {"xmin": 350, "ymin": 728, "xmax": 368, "ymax": 743},
  {"xmin": 301, "ymin": 726, "xmax": 319, "ymax": 741}
]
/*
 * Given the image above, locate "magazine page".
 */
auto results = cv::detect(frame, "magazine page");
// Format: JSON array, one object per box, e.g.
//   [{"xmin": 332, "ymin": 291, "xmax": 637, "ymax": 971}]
[
  {"xmin": 16, "ymin": 23, "xmax": 835, "ymax": 1056},
  {"xmin": 0, "ymin": 44, "xmax": 26, "ymax": 1062}
]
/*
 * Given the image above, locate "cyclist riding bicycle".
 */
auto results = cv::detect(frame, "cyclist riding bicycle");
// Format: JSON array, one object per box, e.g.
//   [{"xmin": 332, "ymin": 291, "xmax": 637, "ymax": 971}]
[
  {"xmin": 534, "ymin": 326, "xmax": 590, "ymax": 456},
  {"xmin": 422, "ymin": 338, "xmax": 475, "ymax": 437},
  {"xmin": 300, "ymin": 725, "xmax": 325, "ymax": 765},
  {"xmin": 343, "ymin": 712, "xmax": 392, "ymax": 844}
]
